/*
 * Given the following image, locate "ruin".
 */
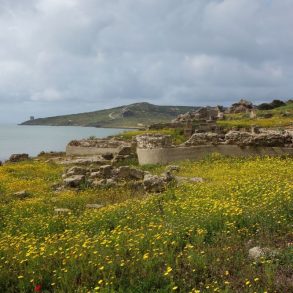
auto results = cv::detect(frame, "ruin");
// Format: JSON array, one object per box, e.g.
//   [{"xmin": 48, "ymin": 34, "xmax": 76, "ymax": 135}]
[{"xmin": 136, "ymin": 130, "xmax": 293, "ymax": 165}]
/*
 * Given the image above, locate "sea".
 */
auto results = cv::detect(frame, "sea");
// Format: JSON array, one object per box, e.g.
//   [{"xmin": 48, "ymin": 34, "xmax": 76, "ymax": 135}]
[{"xmin": 0, "ymin": 125, "xmax": 125, "ymax": 161}]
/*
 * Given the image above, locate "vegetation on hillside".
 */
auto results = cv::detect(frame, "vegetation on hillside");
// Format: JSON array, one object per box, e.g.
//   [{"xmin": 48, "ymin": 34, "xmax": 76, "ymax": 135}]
[
  {"xmin": 218, "ymin": 101, "xmax": 293, "ymax": 128},
  {"xmin": 0, "ymin": 156, "xmax": 292, "ymax": 292},
  {"xmin": 21, "ymin": 102, "xmax": 197, "ymax": 128}
]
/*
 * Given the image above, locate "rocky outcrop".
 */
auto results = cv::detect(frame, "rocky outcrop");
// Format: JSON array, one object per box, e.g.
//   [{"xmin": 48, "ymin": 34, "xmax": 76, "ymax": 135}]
[
  {"xmin": 143, "ymin": 174, "xmax": 166, "ymax": 193},
  {"xmin": 229, "ymin": 99, "xmax": 253, "ymax": 113},
  {"xmin": 61, "ymin": 163, "xmax": 181, "ymax": 193},
  {"xmin": 8, "ymin": 153, "xmax": 29, "ymax": 162},
  {"xmin": 180, "ymin": 130, "xmax": 293, "ymax": 147},
  {"xmin": 183, "ymin": 132, "xmax": 223, "ymax": 146},
  {"xmin": 225, "ymin": 130, "xmax": 293, "ymax": 147},
  {"xmin": 172, "ymin": 107, "xmax": 220, "ymax": 123},
  {"xmin": 63, "ymin": 175, "xmax": 86, "ymax": 188}
]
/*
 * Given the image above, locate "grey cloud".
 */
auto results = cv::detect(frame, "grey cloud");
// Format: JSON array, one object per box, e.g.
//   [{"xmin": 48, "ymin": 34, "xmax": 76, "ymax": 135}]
[{"xmin": 0, "ymin": 0, "xmax": 293, "ymax": 123}]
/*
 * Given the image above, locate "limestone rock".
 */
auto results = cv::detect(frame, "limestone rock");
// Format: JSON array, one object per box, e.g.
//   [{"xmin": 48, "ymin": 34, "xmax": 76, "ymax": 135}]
[
  {"xmin": 136, "ymin": 134, "xmax": 172, "ymax": 149},
  {"xmin": 54, "ymin": 208, "xmax": 71, "ymax": 214},
  {"xmin": 92, "ymin": 179, "xmax": 106, "ymax": 187},
  {"xmin": 248, "ymin": 246, "xmax": 276, "ymax": 260},
  {"xmin": 9, "ymin": 153, "xmax": 29, "ymax": 162},
  {"xmin": 101, "ymin": 152, "xmax": 114, "ymax": 160},
  {"xmin": 13, "ymin": 190, "xmax": 30, "ymax": 199},
  {"xmin": 225, "ymin": 130, "xmax": 292, "ymax": 147},
  {"xmin": 143, "ymin": 174, "xmax": 165, "ymax": 193},
  {"xmin": 115, "ymin": 166, "xmax": 145, "ymax": 180},
  {"xmin": 89, "ymin": 171, "xmax": 101, "ymax": 179},
  {"xmin": 229, "ymin": 99, "xmax": 253, "ymax": 114},
  {"xmin": 117, "ymin": 146, "xmax": 132, "ymax": 156},
  {"xmin": 85, "ymin": 204, "xmax": 104, "ymax": 209},
  {"xmin": 66, "ymin": 166, "xmax": 87, "ymax": 176},
  {"xmin": 63, "ymin": 175, "xmax": 85, "ymax": 188},
  {"xmin": 99, "ymin": 165, "xmax": 113, "ymax": 178},
  {"xmin": 184, "ymin": 132, "xmax": 222, "ymax": 146}
]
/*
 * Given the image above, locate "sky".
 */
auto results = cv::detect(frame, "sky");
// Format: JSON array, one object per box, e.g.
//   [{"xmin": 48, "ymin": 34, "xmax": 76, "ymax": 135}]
[{"xmin": 1, "ymin": 0, "xmax": 293, "ymax": 123}]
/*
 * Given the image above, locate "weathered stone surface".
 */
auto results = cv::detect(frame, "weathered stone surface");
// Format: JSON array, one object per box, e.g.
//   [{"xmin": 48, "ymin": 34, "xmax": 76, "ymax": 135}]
[
  {"xmin": 85, "ymin": 204, "xmax": 104, "ymax": 209},
  {"xmin": 89, "ymin": 171, "xmax": 101, "ymax": 179},
  {"xmin": 172, "ymin": 107, "xmax": 220, "ymax": 123},
  {"xmin": 101, "ymin": 153, "xmax": 114, "ymax": 160},
  {"xmin": 225, "ymin": 130, "xmax": 292, "ymax": 147},
  {"xmin": 63, "ymin": 175, "xmax": 85, "ymax": 187},
  {"xmin": 105, "ymin": 178, "xmax": 117, "ymax": 187},
  {"xmin": 13, "ymin": 190, "xmax": 30, "ymax": 199},
  {"xmin": 143, "ymin": 174, "xmax": 165, "ymax": 193},
  {"xmin": 66, "ymin": 166, "xmax": 87, "ymax": 176},
  {"xmin": 92, "ymin": 179, "xmax": 106, "ymax": 187},
  {"xmin": 99, "ymin": 165, "xmax": 113, "ymax": 178},
  {"xmin": 54, "ymin": 208, "xmax": 71, "ymax": 214},
  {"xmin": 116, "ymin": 166, "xmax": 144, "ymax": 180},
  {"xmin": 68, "ymin": 138, "xmax": 125, "ymax": 148},
  {"xmin": 9, "ymin": 153, "xmax": 29, "ymax": 162},
  {"xmin": 58, "ymin": 157, "xmax": 110, "ymax": 165},
  {"xmin": 248, "ymin": 246, "xmax": 276, "ymax": 260},
  {"xmin": 136, "ymin": 134, "xmax": 172, "ymax": 149},
  {"xmin": 184, "ymin": 132, "xmax": 222, "ymax": 146},
  {"xmin": 229, "ymin": 99, "xmax": 253, "ymax": 113},
  {"xmin": 117, "ymin": 146, "xmax": 132, "ymax": 156}
]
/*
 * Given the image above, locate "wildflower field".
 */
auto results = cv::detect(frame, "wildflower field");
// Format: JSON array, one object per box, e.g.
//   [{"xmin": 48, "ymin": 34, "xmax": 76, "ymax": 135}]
[{"xmin": 0, "ymin": 155, "xmax": 292, "ymax": 292}]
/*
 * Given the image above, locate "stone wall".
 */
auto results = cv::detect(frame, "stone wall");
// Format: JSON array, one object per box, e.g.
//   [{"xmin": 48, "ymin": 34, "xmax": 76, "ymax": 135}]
[
  {"xmin": 66, "ymin": 139, "xmax": 132, "ymax": 156},
  {"xmin": 137, "ymin": 145, "xmax": 293, "ymax": 165}
]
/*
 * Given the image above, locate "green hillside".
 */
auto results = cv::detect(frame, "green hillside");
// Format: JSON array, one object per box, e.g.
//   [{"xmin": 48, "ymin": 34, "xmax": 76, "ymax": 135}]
[{"xmin": 21, "ymin": 102, "xmax": 198, "ymax": 128}]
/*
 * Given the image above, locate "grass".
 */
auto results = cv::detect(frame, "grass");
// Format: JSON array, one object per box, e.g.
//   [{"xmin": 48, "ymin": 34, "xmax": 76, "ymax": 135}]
[
  {"xmin": 0, "ymin": 156, "xmax": 292, "ymax": 292},
  {"xmin": 218, "ymin": 102, "xmax": 293, "ymax": 128}
]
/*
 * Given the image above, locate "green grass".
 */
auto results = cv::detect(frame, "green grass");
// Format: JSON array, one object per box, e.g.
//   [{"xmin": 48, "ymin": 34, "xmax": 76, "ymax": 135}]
[
  {"xmin": 0, "ymin": 155, "xmax": 292, "ymax": 292},
  {"xmin": 21, "ymin": 102, "xmax": 197, "ymax": 128},
  {"xmin": 218, "ymin": 102, "xmax": 293, "ymax": 128}
]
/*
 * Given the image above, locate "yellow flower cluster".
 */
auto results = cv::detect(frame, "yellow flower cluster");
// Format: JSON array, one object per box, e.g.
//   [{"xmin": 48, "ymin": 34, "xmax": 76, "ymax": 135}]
[{"xmin": 0, "ymin": 155, "xmax": 292, "ymax": 292}]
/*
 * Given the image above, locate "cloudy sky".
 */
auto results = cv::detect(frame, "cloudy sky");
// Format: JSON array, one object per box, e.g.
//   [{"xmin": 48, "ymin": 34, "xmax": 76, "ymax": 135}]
[{"xmin": 1, "ymin": 0, "xmax": 293, "ymax": 123}]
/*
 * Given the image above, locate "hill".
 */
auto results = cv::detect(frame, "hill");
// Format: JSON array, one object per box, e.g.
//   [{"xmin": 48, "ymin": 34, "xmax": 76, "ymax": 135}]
[{"xmin": 21, "ymin": 102, "xmax": 198, "ymax": 128}]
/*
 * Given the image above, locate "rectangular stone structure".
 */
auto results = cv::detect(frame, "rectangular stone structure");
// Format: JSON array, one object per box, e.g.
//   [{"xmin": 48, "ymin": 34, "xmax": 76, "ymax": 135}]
[{"xmin": 137, "ymin": 145, "xmax": 293, "ymax": 165}]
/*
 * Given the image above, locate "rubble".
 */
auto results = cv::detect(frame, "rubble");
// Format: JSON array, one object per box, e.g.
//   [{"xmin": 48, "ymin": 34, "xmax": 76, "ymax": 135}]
[
  {"xmin": 136, "ymin": 134, "xmax": 172, "ymax": 149},
  {"xmin": 143, "ymin": 174, "xmax": 165, "ymax": 193},
  {"xmin": 229, "ymin": 99, "xmax": 253, "ymax": 113},
  {"xmin": 8, "ymin": 153, "xmax": 29, "ymax": 162},
  {"xmin": 225, "ymin": 130, "xmax": 293, "ymax": 147},
  {"xmin": 248, "ymin": 246, "xmax": 277, "ymax": 260},
  {"xmin": 183, "ymin": 132, "xmax": 223, "ymax": 146},
  {"xmin": 63, "ymin": 175, "xmax": 85, "ymax": 188}
]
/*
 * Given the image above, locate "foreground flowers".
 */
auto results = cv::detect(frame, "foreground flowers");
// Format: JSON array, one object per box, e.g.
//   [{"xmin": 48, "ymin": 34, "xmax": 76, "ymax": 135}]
[{"xmin": 0, "ymin": 155, "xmax": 292, "ymax": 292}]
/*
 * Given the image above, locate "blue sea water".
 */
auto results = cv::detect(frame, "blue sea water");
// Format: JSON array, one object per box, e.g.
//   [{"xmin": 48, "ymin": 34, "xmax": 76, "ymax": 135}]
[{"xmin": 0, "ymin": 125, "xmax": 124, "ymax": 161}]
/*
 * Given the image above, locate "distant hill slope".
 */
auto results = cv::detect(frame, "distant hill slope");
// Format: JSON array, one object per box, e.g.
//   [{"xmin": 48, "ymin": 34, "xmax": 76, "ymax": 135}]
[{"xmin": 21, "ymin": 102, "xmax": 199, "ymax": 128}]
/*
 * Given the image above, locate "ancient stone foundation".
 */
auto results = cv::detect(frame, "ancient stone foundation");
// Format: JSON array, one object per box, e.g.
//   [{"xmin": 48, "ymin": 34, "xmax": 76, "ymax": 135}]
[
  {"xmin": 66, "ymin": 139, "xmax": 132, "ymax": 156},
  {"xmin": 137, "ymin": 145, "xmax": 293, "ymax": 165}
]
